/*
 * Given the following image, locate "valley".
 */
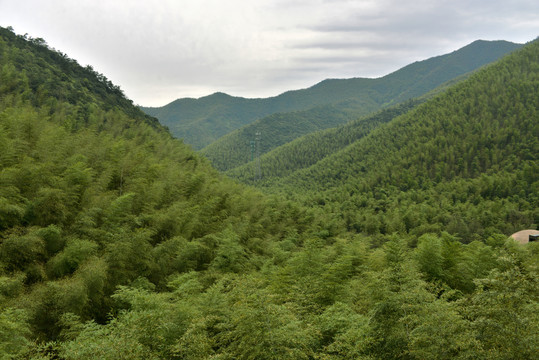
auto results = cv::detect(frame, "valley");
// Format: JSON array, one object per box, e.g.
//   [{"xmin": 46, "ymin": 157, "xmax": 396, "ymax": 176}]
[{"xmin": 0, "ymin": 26, "xmax": 537, "ymax": 359}]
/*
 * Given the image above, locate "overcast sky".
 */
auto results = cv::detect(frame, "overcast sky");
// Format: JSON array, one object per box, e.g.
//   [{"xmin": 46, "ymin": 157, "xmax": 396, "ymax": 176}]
[{"xmin": 1, "ymin": 0, "xmax": 538, "ymax": 106}]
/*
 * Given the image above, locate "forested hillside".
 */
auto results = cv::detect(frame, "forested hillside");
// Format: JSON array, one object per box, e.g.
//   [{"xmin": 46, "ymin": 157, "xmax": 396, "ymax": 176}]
[
  {"xmin": 200, "ymin": 102, "xmax": 372, "ymax": 171},
  {"xmin": 266, "ymin": 38, "xmax": 539, "ymax": 242},
  {"xmin": 225, "ymin": 100, "xmax": 422, "ymax": 183},
  {"xmin": 1, "ymin": 27, "xmax": 537, "ymax": 360},
  {"xmin": 0, "ymin": 26, "xmax": 321, "ymax": 357},
  {"xmin": 144, "ymin": 40, "xmax": 521, "ymax": 150}
]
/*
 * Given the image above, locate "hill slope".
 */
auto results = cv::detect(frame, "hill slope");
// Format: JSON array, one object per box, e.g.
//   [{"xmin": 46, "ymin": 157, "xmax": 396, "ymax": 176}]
[
  {"xmin": 144, "ymin": 40, "xmax": 521, "ymax": 150},
  {"xmin": 221, "ymin": 71, "xmax": 475, "ymax": 184},
  {"xmin": 0, "ymin": 25, "xmax": 319, "ymax": 346},
  {"xmin": 225, "ymin": 99, "xmax": 422, "ymax": 183},
  {"xmin": 267, "ymin": 38, "xmax": 539, "ymax": 240},
  {"xmin": 200, "ymin": 101, "xmax": 375, "ymax": 171}
]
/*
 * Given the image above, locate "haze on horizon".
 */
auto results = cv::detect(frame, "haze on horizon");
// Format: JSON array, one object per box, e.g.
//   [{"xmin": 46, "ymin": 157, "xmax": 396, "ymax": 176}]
[{"xmin": 1, "ymin": 0, "xmax": 538, "ymax": 107}]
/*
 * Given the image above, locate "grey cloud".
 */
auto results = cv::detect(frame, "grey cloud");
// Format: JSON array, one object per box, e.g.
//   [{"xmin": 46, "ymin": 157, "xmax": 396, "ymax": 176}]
[
  {"xmin": 1, "ymin": 0, "xmax": 538, "ymax": 106},
  {"xmin": 307, "ymin": 0, "xmax": 539, "ymax": 37}
]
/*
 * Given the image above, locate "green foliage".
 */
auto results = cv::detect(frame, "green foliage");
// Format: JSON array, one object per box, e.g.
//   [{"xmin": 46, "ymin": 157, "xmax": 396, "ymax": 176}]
[
  {"xmin": 217, "ymin": 287, "xmax": 316, "ymax": 360},
  {"xmin": 0, "ymin": 232, "xmax": 45, "ymax": 273},
  {"xmin": 59, "ymin": 317, "xmax": 159, "ymax": 360},
  {"xmin": 0, "ymin": 26, "xmax": 537, "ymax": 360},
  {"xmin": 407, "ymin": 300, "xmax": 480, "ymax": 360},
  {"xmin": 263, "ymin": 38, "xmax": 538, "ymax": 242},
  {"xmin": 0, "ymin": 273, "xmax": 25, "ymax": 304},
  {"xmin": 46, "ymin": 239, "xmax": 98, "ymax": 278},
  {"xmin": 317, "ymin": 302, "xmax": 372, "ymax": 359},
  {"xmin": 209, "ymin": 228, "xmax": 250, "ymax": 273},
  {"xmin": 37, "ymin": 225, "xmax": 64, "ymax": 256},
  {"xmin": 225, "ymin": 100, "xmax": 420, "ymax": 184},
  {"xmin": 0, "ymin": 197, "xmax": 24, "ymax": 230},
  {"xmin": 415, "ymin": 234, "xmax": 444, "ymax": 281},
  {"xmin": 462, "ymin": 255, "xmax": 539, "ymax": 359},
  {"xmin": 0, "ymin": 308, "xmax": 32, "ymax": 359}
]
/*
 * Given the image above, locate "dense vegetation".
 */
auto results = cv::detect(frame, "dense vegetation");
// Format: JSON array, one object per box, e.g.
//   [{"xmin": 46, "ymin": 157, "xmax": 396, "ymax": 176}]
[
  {"xmin": 225, "ymin": 100, "xmax": 422, "ymax": 183},
  {"xmin": 1, "ymin": 26, "xmax": 538, "ymax": 360},
  {"xmin": 0, "ymin": 26, "xmax": 321, "ymax": 357},
  {"xmin": 200, "ymin": 103, "xmax": 373, "ymax": 172},
  {"xmin": 260, "ymin": 38, "xmax": 539, "ymax": 243},
  {"xmin": 144, "ymin": 40, "xmax": 521, "ymax": 150}
]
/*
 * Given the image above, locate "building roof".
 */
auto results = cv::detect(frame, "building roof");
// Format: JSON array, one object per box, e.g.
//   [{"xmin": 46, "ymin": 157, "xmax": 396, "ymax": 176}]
[{"xmin": 510, "ymin": 229, "xmax": 539, "ymax": 244}]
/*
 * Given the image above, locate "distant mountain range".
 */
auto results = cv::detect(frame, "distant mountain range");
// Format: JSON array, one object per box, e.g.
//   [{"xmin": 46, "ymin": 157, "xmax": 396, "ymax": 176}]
[{"xmin": 142, "ymin": 40, "xmax": 522, "ymax": 152}]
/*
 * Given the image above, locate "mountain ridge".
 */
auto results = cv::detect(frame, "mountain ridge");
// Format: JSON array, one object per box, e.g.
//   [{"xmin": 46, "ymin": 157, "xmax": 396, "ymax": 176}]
[
  {"xmin": 142, "ymin": 39, "xmax": 522, "ymax": 150},
  {"xmin": 200, "ymin": 40, "xmax": 522, "ymax": 171},
  {"xmin": 141, "ymin": 40, "xmax": 521, "ymax": 149}
]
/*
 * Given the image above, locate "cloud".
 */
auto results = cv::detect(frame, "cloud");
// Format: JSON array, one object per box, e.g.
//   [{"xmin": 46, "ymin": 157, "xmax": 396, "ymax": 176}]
[{"xmin": 1, "ymin": 0, "xmax": 538, "ymax": 106}]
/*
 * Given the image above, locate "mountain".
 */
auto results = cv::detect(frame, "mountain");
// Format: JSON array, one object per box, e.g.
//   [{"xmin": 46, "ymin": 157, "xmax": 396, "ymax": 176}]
[
  {"xmin": 219, "ymin": 69, "xmax": 480, "ymax": 183},
  {"xmin": 141, "ymin": 81, "xmax": 382, "ymax": 150},
  {"xmin": 264, "ymin": 38, "xmax": 539, "ymax": 241},
  {"xmin": 200, "ymin": 40, "xmax": 522, "ymax": 170},
  {"xmin": 143, "ymin": 40, "xmax": 522, "ymax": 150},
  {"xmin": 200, "ymin": 102, "xmax": 371, "ymax": 171}
]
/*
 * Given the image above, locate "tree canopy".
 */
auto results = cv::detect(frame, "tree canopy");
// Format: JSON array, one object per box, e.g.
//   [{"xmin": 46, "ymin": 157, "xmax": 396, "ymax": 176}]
[{"xmin": 0, "ymin": 26, "xmax": 537, "ymax": 359}]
